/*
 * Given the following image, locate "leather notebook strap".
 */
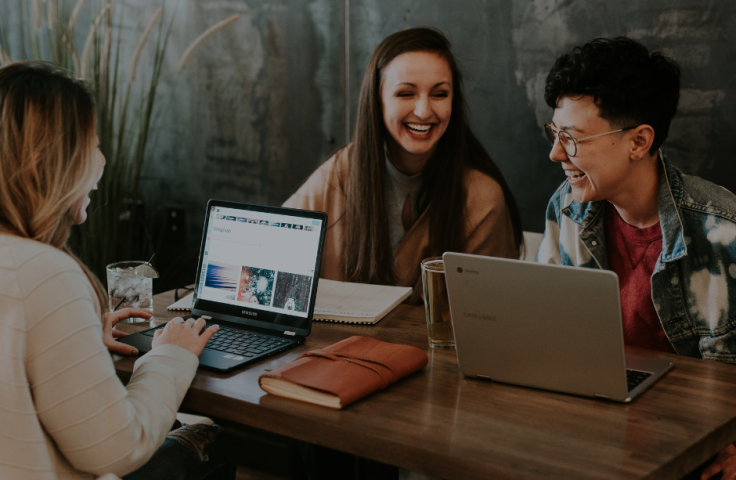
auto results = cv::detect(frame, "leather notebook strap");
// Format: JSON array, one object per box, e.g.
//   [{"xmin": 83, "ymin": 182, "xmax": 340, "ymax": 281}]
[{"xmin": 300, "ymin": 350, "xmax": 396, "ymax": 387}]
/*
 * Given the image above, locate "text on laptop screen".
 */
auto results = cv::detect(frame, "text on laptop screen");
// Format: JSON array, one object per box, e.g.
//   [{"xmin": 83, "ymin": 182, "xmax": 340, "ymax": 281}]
[{"xmin": 197, "ymin": 206, "xmax": 323, "ymax": 318}]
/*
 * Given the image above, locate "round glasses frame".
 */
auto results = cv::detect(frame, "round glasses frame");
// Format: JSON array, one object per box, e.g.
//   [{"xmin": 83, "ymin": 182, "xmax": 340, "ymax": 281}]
[{"xmin": 543, "ymin": 124, "xmax": 638, "ymax": 157}]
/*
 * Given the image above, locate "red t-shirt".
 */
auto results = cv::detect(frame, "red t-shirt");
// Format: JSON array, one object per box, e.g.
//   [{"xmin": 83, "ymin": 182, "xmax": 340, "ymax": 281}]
[{"xmin": 604, "ymin": 203, "xmax": 676, "ymax": 354}]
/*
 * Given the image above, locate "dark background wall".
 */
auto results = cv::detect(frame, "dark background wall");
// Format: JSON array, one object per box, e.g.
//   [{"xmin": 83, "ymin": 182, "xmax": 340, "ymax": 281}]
[
  {"xmin": 150, "ymin": 0, "xmax": 736, "ymax": 236},
  {"xmin": 344, "ymin": 0, "xmax": 736, "ymax": 234},
  {"xmin": 3, "ymin": 0, "xmax": 736, "ymax": 289}
]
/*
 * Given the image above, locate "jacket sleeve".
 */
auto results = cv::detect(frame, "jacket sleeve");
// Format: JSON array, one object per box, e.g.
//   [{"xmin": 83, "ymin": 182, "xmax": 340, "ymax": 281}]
[
  {"xmin": 404, "ymin": 170, "xmax": 522, "ymax": 305},
  {"xmin": 282, "ymin": 155, "xmax": 342, "ymax": 213},
  {"xmin": 24, "ymin": 253, "xmax": 198, "ymax": 477},
  {"xmin": 461, "ymin": 169, "xmax": 520, "ymax": 260},
  {"xmin": 536, "ymin": 186, "xmax": 565, "ymax": 265}
]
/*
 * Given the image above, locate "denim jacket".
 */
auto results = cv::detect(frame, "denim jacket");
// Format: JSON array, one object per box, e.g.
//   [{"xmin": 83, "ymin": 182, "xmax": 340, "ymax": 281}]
[{"xmin": 537, "ymin": 154, "xmax": 736, "ymax": 364}]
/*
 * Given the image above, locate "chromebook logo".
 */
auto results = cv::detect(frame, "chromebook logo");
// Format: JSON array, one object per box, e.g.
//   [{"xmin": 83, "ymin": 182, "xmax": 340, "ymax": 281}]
[{"xmin": 463, "ymin": 312, "xmax": 496, "ymax": 321}]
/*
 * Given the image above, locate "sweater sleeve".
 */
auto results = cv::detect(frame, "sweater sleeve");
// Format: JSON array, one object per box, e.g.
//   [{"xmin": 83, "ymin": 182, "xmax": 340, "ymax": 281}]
[{"xmin": 22, "ymin": 250, "xmax": 198, "ymax": 477}]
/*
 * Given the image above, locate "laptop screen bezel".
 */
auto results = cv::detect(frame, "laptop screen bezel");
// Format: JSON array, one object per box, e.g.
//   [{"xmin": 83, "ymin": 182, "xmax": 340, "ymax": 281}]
[{"xmin": 191, "ymin": 199, "xmax": 327, "ymax": 337}]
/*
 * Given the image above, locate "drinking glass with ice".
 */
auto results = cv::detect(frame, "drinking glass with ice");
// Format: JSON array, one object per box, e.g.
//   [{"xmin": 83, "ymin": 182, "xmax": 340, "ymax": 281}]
[{"xmin": 106, "ymin": 261, "xmax": 159, "ymax": 323}]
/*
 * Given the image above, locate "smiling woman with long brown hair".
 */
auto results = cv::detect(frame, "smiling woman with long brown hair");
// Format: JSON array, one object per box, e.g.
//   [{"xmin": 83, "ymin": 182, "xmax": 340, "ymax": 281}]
[
  {"xmin": 284, "ymin": 27, "xmax": 522, "ymax": 480},
  {"xmin": 285, "ymin": 27, "xmax": 522, "ymax": 303}
]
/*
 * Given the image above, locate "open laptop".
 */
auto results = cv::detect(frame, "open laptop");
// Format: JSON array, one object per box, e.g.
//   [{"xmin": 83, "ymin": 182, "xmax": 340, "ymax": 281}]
[
  {"xmin": 119, "ymin": 200, "xmax": 327, "ymax": 372},
  {"xmin": 443, "ymin": 252, "xmax": 673, "ymax": 402}
]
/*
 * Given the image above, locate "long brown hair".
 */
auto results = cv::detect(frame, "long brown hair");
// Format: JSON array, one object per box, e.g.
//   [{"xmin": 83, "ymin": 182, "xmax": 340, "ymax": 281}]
[
  {"xmin": 343, "ymin": 28, "xmax": 523, "ymax": 284},
  {"xmin": 0, "ymin": 61, "xmax": 108, "ymax": 311}
]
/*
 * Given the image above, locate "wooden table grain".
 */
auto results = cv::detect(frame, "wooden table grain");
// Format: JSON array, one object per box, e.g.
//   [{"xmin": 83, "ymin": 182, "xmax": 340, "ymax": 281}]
[{"xmin": 113, "ymin": 289, "xmax": 736, "ymax": 480}]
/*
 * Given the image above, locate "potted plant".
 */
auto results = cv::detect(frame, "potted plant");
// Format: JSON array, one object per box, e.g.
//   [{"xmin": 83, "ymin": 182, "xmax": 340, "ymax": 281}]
[{"xmin": 0, "ymin": 0, "xmax": 239, "ymax": 281}]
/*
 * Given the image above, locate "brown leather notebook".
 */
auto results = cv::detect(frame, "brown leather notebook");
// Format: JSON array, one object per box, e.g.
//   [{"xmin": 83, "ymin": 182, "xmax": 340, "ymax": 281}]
[{"xmin": 258, "ymin": 336, "xmax": 428, "ymax": 409}]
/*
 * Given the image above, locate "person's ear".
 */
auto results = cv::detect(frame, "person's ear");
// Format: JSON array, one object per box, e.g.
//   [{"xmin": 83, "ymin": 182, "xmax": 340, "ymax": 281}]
[{"xmin": 630, "ymin": 125, "xmax": 655, "ymax": 161}]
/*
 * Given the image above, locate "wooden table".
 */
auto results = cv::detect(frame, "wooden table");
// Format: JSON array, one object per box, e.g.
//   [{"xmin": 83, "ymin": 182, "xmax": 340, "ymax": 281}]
[{"xmin": 113, "ymin": 289, "xmax": 736, "ymax": 480}]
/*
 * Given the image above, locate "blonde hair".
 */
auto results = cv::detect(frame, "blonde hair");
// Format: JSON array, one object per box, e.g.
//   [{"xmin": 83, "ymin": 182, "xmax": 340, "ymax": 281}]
[{"xmin": 0, "ymin": 61, "xmax": 108, "ymax": 311}]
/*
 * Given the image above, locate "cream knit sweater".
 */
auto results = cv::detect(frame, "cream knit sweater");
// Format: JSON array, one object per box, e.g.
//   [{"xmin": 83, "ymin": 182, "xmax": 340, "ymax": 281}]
[{"xmin": 0, "ymin": 234, "xmax": 199, "ymax": 479}]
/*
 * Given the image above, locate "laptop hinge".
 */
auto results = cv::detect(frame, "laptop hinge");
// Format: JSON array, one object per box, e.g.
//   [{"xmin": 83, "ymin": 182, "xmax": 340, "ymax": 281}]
[
  {"xmin": 594, "ymin": 394, "xmax": 610, "ymax": 399},
  {"xmin": 476, "ymin": 374, "xmax": 492, "ymax": 380},
  {"xmin": 284, "ymin": 331, "xmax": 296, "ymax": 336}
]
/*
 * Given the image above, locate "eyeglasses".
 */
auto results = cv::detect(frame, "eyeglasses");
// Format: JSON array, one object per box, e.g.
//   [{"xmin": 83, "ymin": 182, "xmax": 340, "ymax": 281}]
[{"xmin": 543, "ymin": 124, "xmax": 638, "ymax": 157}]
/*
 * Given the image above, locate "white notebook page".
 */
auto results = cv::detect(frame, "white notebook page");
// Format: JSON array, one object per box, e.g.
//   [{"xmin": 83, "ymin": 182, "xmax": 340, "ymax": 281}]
[{"xmin": 314, "ymin": 279, "xmax": 411, "ymax": 318}]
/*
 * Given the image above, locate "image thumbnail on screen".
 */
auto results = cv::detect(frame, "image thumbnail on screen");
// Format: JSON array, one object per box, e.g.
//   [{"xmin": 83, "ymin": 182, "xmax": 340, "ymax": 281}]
[
  {"xmin": 237, "ymin": 266, "xmax": 275, "ymax": 306},
  {"xmin": 273, "ymin": 272, "xmax": 313, "ymax": 313},
  {"xmin": 204, "ymin": 262, "xmax": 239, "ymax": 300}
]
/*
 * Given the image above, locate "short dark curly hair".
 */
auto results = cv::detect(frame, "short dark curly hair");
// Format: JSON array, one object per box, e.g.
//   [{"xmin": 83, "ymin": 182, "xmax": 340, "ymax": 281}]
[{"xmin": 544, "ymin": 37, "xmax": 680, "ymax": 154}]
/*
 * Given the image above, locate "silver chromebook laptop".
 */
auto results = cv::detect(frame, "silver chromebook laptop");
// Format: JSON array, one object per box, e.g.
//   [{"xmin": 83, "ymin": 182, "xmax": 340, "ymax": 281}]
[{"xmin": 443, "ymin": 252, "xmax": 674, "ymax": 402}]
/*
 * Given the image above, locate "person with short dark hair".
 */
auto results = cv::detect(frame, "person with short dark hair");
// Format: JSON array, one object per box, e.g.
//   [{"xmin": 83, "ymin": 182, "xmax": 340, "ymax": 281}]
[{"xmin": 537, "ymin": 37, "xmax": 736, "ymax": 480}]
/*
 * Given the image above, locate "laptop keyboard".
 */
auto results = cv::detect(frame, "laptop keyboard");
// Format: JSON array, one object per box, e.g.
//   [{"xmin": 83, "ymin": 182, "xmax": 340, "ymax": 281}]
[
  {"xmin": 205, "ymin": 325, "xmax": 294, "ymax": 356},
  {"xmin": 140, "ymin": 323, "xmax": 295, "ymax": 358},
  {"xmin": 626, "ymin": 369, "xmax": 652, "ymax": 392}
]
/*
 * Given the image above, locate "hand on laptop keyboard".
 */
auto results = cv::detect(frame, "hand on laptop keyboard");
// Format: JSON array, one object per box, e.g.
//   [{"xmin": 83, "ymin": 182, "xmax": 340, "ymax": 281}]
[{"xmin": 152, "ymin": 316, "xmax": 219, "ymax": 357}]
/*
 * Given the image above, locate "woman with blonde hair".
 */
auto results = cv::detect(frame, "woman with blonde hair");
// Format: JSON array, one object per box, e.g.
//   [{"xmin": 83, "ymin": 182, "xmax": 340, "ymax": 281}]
[
  {"xmin": 285, "ymin": 27, "xmax": 522, "ymax": 304},
  {"xmin": 0, "ymin": 62, "xmax": 233, "ymax": 479}
]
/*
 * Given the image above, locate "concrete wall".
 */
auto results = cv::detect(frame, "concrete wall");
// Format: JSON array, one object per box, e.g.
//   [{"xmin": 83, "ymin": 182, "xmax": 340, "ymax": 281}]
[
  {"xmin": 346, "ymin": 0, "xmax": 736, "ymax": 233},
  {"xmin": 148, "ymin": 0, "xmax": 344, "ymax": 213},
  {"xmin": 3, "ymin": 0, "xmax": 736, "ymax": 270},
  {"xmin": 148, "ymin": 0, "xmax": 735, "ymax": 239}
]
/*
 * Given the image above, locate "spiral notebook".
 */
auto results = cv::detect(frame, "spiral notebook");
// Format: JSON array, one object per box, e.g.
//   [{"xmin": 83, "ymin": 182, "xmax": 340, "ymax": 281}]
[
  {"xmin": 167, "ymin": 279, "xmax": 411, "ymax": 324},
  {"xmin": 312, "ymin": 279, "xmax": 411, "ymax": 324},
  {"xmin": 168, "ymin": 292, "xmax": 195, "ymax": 311}
]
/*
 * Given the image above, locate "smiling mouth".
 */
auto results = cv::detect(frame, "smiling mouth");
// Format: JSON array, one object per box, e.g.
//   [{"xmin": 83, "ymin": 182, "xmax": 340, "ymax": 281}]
[
  {"xmin": 405, "ymin": 123, "xmax": 433, "ymax": 137},
  {"xmin": 565, "ymin": 169, "xmax": 587, "ymax": 182}
]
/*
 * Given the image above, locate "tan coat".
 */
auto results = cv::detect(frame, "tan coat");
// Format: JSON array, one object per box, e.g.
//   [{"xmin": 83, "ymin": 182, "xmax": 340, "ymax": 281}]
[{"xmin": 283, "ymin": 147, "xmax": 519, "ymax": 304}]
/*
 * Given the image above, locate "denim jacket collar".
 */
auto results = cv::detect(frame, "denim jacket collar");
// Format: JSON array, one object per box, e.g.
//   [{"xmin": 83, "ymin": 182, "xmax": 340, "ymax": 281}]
[{"xmin": 561, "ymin": 152, "xmax": 687, "ymax": 265}]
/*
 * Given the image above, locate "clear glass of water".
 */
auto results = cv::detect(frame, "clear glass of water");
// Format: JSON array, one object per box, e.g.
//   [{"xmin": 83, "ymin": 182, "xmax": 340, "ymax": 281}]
[
  {"xmin": 421, "ymin": 257, "xmax": 455, "ymax": 349},
  {"xmin": 106, "ymin": 261, "xmax": 154, "ymax": 323}
]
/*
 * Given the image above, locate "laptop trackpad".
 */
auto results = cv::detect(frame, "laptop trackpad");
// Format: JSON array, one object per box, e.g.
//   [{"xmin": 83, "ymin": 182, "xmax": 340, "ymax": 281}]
[
  {"xmin": 625, "ymin": 354, "xmax": 673, "ymax": 374},
  {"xmin": 198, "ymin": 347, "xmax": 254, "ymax": 371},
  {"xmin": 117, "ymin": 332, "xmax": 154, "ymax": 353},
  {"xmin": 117, "ymin": 333, "xmax": 239, "ymax": 366}
]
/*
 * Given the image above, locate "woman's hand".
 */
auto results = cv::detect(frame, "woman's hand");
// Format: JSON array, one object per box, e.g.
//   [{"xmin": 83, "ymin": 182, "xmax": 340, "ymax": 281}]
[
  {"xmin": 103, "ymin": 308, "xmax": 153, "ymax": 356},
  {"xmin": 152, "ymin": 316, "xmax": 219, "ymax": 357}
]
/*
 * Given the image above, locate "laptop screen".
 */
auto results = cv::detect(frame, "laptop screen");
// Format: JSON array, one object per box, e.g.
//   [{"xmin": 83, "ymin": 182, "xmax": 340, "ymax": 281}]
[{"xmin": 192, "ymin": 201, "xmax": 326, "ymax": 335}]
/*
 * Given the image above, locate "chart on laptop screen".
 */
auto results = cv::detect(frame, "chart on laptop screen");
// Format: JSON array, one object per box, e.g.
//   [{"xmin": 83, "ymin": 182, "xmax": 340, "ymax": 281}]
[{"xmin": 197, "ymin": 205, "xmax": 323, "ymax": 318}]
